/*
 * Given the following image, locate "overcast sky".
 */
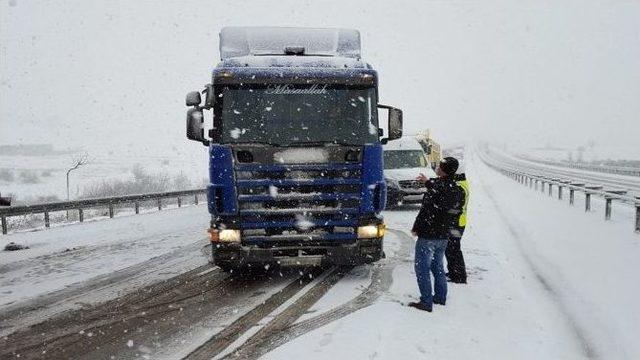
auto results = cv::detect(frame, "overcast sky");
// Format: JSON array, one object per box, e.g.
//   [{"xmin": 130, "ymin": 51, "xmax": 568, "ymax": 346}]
[{"xmin": 1, "ymin": 0, "xmax": 639, "ymax": 158}]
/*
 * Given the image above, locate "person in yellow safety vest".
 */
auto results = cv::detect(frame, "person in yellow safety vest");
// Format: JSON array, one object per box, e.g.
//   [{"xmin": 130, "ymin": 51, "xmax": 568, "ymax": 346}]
[{"xmin": 446, "ymin": 173, "xmax": 469, "ymax": 284}]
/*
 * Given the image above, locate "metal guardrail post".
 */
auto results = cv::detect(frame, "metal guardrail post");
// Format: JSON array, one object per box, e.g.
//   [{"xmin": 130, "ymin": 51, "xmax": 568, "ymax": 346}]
[
  {"xmin": 1, "ymin": 216, "xmax": 6, "ymax": 235},
  {"xmin": 78, "ymin": 208, "xmax": 84, "ymax": 222},
  {"xmin": 108, "ymin": 204, "xmax": 114, "ymax": 218},
  {"xmin": 44, "ymin": 211, "xmax": 50, "ymax": 228},
  {"xmin": 636, "ymin": 205, "xmax": 640, "ymax": 233},
  {"xmin": 585, "ymin": 193, "xmax": 592, "ymax": 212},
  {"xmin": 584, "ymin": 185, "xmax": 604, "ymax": 212},
  {"xmin": 135, "ymin": 202, "xmax": 140, "ymax": 214},
  {"xmin": 194, "ymin": 194, "xmax": 199, "ymax": 205},
  {"xmin": 558, "ymin": 185, "xmax": 563, "ymax": 200},
  {"xmin": 569, "ymin": 189, "xmax": 575, "ymax": 205},
  {"xmin": 534, "ymin": 179, "xmax": 538, "ymax": 191},
  {"xmin": 540, "ymin": 181, "xmax": 545, "ymax": 193},
  {"xmin": 605, "ymin": 197, "xmax": 612, "ymax": 220},
  {"xmin": 177, "ymin": 197, "xmax": 182, "ymax": 208},
  {"xmin": 548, "ymin": 183, "xmax": 553, "ymax": 197},
  {"xmin": 157, "ymin": 198, "xmax": 162, "ymax": 210}
]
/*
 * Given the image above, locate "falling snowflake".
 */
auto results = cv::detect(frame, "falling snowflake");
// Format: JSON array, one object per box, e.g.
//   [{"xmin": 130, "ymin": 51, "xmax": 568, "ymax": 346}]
[
  {"xmin": 369, "ymin": 123, "xmax": 378, "ymax": 135},
  {"xmin": 295, "ymin": 214, "xmax": 314, "ymax": 230},
  {"xmin": 229, "ymin": 128, "xmax": 247, "ymax": 139}
]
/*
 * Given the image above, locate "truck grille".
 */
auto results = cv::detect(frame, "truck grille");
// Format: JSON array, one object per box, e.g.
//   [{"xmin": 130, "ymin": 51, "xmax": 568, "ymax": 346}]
[{"xmin": 234, "ymin": 163, "xmax": 362, "ymax": 246}]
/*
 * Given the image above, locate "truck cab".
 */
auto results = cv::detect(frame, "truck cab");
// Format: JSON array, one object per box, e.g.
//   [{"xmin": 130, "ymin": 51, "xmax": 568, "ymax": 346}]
[
  {"xmin": 185, "ymin": 27, "xmax": 403, "ymax": 271},
  {"xmin": 383, "ymin": 137, "xmax": 435, "ymax": 208}
]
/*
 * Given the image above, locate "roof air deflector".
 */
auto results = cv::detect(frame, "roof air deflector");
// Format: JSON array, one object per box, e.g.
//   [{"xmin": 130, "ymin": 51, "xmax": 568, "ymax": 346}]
[{"xmin": 219, "ymin": 27, "xmax": 361, "ymax": 60}]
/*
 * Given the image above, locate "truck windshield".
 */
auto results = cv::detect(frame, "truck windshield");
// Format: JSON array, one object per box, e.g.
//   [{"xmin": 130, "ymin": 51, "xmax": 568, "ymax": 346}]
[
  {"xmin": 384, "ymin": 150, "xmax": 428, "ymax": 169},
  {"xmin": 218, "ymin": 85, "xmax": 378, "ymax": 145}
]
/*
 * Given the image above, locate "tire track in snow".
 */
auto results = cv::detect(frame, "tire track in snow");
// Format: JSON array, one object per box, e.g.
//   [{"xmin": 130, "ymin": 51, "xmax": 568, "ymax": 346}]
[
  {"xmin": 478, "ymin": 161, "xmax": 600, "ymax": 360},
  {"xmin": 0, "ymin": 240, "xmax": 209, "ymax": 337},
  {"xmin": 222, "ymin": 228, "xmax": 412, "ymax": 359},
  {"xmin": 182, "ymin": 269, "xmax": 322, "ymax": 360}
]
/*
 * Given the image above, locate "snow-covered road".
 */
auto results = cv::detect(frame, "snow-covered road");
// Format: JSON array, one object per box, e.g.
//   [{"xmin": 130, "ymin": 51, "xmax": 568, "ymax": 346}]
[
  {"xmin": 490, "ymin": 148, "xmax": 640, "ymax": 193},
  {"xmin": 2, "ymin": 151, "xmax": 639, "ymax": 359}
]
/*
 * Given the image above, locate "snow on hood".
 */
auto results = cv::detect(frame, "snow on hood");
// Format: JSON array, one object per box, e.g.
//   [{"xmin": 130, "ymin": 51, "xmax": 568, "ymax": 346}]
[{"xmin": 384, "ymin": 166, "xmax": 436, "ymax": 181}]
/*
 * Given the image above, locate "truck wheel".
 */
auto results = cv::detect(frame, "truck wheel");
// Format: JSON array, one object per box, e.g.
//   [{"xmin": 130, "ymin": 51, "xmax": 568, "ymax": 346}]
[{"xmin": 362, "ymin": 253, "xmax": 382, "ymax": 264}]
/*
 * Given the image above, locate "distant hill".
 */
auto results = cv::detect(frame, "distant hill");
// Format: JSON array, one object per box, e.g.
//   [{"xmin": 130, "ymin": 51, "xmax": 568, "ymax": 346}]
[{"xmin": 0, "ymin": 144, "xmax": 76, "ymax": 156}]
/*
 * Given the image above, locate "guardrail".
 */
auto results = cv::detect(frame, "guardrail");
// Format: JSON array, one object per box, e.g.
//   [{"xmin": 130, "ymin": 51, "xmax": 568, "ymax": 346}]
[
  {"xmin": 0, "ymin": 189, "xmax": 206, "ymax": 235},
  {"xmin": 515, "ymin": 154, "xmax": 640, "ymax": 177},
  {"xmin": 480, "ymin": 150, "xmax": 640, "ymax": 233}
]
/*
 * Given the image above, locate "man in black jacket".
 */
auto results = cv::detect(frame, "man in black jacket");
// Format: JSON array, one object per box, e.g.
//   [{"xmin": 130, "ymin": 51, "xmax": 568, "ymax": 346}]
[{"xmin": 408, "ymin": 157, "xmax": 463, "ymax": 312}]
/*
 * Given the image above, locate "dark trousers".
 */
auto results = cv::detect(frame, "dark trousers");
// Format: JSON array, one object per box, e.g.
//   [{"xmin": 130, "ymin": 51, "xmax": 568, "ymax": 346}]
[{"xmin": 445, "ymin": 227, "xmax": 467, "ymax": 281}]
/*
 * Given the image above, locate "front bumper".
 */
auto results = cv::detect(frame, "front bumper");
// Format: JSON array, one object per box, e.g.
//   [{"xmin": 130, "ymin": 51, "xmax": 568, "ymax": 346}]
[
  {"xmin": 212, "ymin": 237, "xmax": 383, "ymax": 269},
  {"xmin": 387, "ymin": 187, "xmax": 425, "ymax": 206}
]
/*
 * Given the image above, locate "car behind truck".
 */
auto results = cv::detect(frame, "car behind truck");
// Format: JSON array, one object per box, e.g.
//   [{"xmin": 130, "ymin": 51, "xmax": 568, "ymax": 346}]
[
  {"xmin": 383, "ymin": 137, "xmax": 435, "ymax": 208},
  {"xmin": 185, "ymin": 27, "xmax": 403, "ymax": 271}
]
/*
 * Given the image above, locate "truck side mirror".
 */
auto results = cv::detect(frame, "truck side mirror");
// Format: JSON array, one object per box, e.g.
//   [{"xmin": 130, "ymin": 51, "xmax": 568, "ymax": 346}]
[
  {"xmin": 203, "ymin": 84, "xmax": 214, "ymax": 110},
  {"xmin": 378, "ymin": 104, "xmax": 403, "ymax": 144},
  {"xmin": 186, "ymin": 91, "xmax": 202, "ymax": 107},
  {"xmin": 186, "ymin": 108, "xmax": 210, "ymax": 146}
]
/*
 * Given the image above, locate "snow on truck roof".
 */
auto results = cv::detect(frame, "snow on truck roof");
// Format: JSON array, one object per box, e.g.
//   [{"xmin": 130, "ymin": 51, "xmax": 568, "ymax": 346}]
[
  {"xmin": 218, "ymin": 55, "xmax": 369, "ymax": 69},
  {"xmin": 220, "ymin": 27, "xmax": 361, "ymax": 60},
  {"xmin": 383, "ymin": 137, "xmax": 425, "ymax": 151}
]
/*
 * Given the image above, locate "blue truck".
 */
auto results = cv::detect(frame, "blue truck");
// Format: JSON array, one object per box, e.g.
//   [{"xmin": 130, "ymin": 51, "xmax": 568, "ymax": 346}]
[{"xmin": 185, "ymin": 27, "xmax": 402, "ymax": 271}]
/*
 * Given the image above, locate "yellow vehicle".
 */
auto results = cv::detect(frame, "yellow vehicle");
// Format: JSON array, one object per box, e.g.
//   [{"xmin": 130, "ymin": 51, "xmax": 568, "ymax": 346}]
[{"xmin": 415, "ymin": 130, "xmax": 441, "ymax": 170}]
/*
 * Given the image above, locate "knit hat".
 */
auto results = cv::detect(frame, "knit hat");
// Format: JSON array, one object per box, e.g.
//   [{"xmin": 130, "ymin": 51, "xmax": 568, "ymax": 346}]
[{"xmin": 439, "ymin": 157, "xmax": 459, "ymax": 176}]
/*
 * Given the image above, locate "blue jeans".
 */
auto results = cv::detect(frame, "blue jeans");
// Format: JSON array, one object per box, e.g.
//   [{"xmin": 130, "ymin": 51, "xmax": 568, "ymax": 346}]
[{"xmin": 415, "ymin": 238, "xmax": 448, "ymax": 307}]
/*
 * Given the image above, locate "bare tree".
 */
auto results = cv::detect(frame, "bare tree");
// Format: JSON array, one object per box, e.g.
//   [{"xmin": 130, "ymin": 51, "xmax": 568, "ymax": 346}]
[{"xmin": 66, "ymin": 153, "xmax": 89, "ymax": 201}]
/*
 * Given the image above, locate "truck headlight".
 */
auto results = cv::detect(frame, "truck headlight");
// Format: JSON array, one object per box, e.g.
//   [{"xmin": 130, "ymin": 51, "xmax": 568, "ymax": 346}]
[
  {"xmin": 357, "ymin": 224, "xmax": 386, "ymax": 238},
  {"xmin": 209, "ymin": 229, "xmax": 241, "ymax": 242}
]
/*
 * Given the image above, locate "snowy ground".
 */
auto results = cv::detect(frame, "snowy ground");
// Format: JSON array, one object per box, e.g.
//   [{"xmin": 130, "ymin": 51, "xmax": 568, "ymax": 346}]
[
  {"xmin": 2, "ymin": 151, "xmax": 639, "ymax": 359},
  {"xmin": 265, "ymin": 151, "xmax": 640, "ymax": 360}
]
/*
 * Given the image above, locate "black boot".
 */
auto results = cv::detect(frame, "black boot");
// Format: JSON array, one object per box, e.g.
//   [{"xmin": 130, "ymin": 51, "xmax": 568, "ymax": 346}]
[
  {"xmin": 408, "ymin": 301, "xmax": 432, "ymax": 312},
  {"xmin": 446, "ymin": 273, "xmax": 467, "ymax": 284}
]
